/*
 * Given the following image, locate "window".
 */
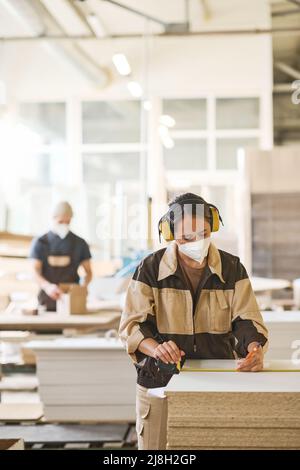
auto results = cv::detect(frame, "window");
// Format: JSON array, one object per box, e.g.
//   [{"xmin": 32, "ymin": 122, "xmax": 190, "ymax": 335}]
[
  {"xmin": 19, "ymin": 102, "xmax": 66, "ymax": 144},
  {"xmin": 164, "ymin": 139, "xmax": 207, "ymax": 170},
  {"xmin": 163, "ymin": 99, "xmax": 207, "ymax": 130},
  {"xmin": 216, "ymin": 98, "xmax": 259, "ymax": 129},
  {"xmin": 0, "ymin": 103, "xmax": 67, "ymax": 235},
  {"xmin": 83, "ymin": 153, "xmax": 140, "ymax": 184},
  {"xmin": 216, "ymin": 138, "xmax": 258, "ymax": 170},
  {"xmin": 82, "ymin": 100, "xmax": 141, "ymax": 143},
  {"xmin": 81, "ymin": 100, "xmax": 144, "ymax": 258}
]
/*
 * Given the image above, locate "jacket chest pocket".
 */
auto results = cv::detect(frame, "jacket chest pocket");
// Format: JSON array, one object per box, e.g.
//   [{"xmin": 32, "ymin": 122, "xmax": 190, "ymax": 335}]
[{"xmin": 209, "ymin": 290, "xmax": 232, "ymax": 332}]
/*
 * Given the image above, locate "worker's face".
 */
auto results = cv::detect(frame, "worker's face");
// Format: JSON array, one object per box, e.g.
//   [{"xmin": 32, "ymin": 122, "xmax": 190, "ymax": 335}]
[
  {"xmin": 175, "ymin": 215, "xmax": 211, "ymax": 245},
  {"xmin": 54, "ymin": 215, "xmax": 72, "ymax": 225}
]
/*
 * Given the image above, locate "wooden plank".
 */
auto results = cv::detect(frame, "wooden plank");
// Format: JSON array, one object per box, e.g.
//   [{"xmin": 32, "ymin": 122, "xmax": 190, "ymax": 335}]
[{"xmin": 0, "ymin": 404, "xmax": 43, "ymax": 421}]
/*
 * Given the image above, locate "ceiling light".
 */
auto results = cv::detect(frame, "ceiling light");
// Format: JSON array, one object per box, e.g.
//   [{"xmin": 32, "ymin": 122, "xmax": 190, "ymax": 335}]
[
  {"xmin": 158, "ymin": 125, "xmax": 175, "ymax": 149},
  {"xmin": 143, "ymin": 100, "xmax": 152, "ymax": 111},
  {"xmin": 162, "ymin": 136, "xmax": 175, "ymax": 149},
  {"xmin": 158, "ymin": 124, "xmax": 169, "ymax": 138},
  {"xmin": 160, "ymin": 114, "xmax": 176, "ymax": 128},
  {"xmin": 113, "ymin": 53, "xmax": 131, "ymax": 76},
  {"xmin": 127, "ymin": 81, "xmax": 143, "ymax": 98}
]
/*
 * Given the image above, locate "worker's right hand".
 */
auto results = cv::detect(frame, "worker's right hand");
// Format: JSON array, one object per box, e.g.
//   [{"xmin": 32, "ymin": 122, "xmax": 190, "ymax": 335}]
[
  {"xmin": 45, "ymin": 283, "xmax": 62, "ymax": 300},
  {"xmin": 153, "ymin": 340, "xmax": 185, "ymax": 364}
]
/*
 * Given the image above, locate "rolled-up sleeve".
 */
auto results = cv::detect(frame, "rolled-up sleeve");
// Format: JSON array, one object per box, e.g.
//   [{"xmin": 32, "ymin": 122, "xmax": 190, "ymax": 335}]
[
  {"xmin": 118, "ymin": 258, "xmax": 157, "ymax": 362},
  {"xmin": 231, "ymin": 260, "xmax": 268, "ymax": 357}
]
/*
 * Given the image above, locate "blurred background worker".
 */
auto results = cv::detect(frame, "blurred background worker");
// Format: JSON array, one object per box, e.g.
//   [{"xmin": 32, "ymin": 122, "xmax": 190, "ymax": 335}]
[{"xmin": 29, "ymin": 201, "xmax": 92, "ymax": 311}]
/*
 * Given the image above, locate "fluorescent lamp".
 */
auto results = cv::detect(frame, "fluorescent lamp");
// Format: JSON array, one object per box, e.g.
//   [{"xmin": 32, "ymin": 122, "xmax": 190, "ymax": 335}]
[
  {"xmin": 113, "ymin": 53, "xmax": 131, "ymax": 76},
  {"xmin": 143, "ymin": 100, "xmax": 152, "ymax": 111},
  {"xmin": 158, "ymin": 125, "xmax": 169, "ymax": 138},
  {"xmin": 127, "ymin": 81, "xmax": 143, "ymax": 98},
  {"xmin": 160, "ymin": 114, "xmax": 176, "ymax": 128},
  {"xmin": 86, "ymin": 13, "xmax": 106, "ymax": 38},
  {"xmin": 158, "ymin": 125, "xmax": 175, "ymax": 149},
  {"xmin": 162, "ymin": 136, "xmax": 175, "ymax": 149}
]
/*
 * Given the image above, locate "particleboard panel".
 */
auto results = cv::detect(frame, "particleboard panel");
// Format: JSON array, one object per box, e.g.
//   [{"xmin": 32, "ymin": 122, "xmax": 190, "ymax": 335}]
[
  {"xmin": 167, "ymin": 427, "xmax": 300, "ymax": 449},
  {"xmin": 165, "ymin": 369, "xmax": 300, "ymax": 450},
  {"xmin": 167, "ymin": 392, "xmax": 300, "ymax": 428}
]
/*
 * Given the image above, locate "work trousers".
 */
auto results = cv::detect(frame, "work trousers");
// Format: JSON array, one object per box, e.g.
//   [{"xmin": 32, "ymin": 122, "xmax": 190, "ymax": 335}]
[{"xmin": 135, "ymin": 384, "xmax": 167, "ymax": 450}]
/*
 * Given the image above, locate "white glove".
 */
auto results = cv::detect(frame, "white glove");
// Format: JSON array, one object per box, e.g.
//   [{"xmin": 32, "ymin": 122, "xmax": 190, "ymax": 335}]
[{"xmin": 45, "ymin": 283, "xmax": 62, "ymax": 300}]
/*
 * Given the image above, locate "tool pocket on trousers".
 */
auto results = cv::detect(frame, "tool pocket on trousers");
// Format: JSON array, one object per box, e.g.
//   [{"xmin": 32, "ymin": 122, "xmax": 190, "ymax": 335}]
[
  {"xmin": 136, "ymin": 390, "xmax": 151, "ymax": 439},
  {"xmin": 209, "ymin": 290, "xmax": 231, "ymax": 332}
]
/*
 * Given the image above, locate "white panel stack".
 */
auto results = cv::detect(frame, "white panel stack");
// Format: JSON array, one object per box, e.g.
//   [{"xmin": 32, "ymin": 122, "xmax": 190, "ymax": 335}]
[
  {"xmin": 27, "ymin": 337, "xmax": 136, "ymax": 422},
  {"xmin": 263, "ymin": 311, "xmax": 300, "ymax": 360}
]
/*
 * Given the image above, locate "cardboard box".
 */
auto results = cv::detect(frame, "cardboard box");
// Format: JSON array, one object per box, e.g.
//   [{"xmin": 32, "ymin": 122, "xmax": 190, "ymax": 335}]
[
  {"xmin": 57, "ymin": 284, "xmax": 87, "ymax": 315},
  {"xmin": 21, "ymin": 346, "xmax": 36, "ymax": 365}
]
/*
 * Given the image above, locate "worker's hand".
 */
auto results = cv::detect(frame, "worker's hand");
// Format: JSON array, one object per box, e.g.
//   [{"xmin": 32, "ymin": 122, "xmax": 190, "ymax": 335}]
[
  {"xmin": 153, "ymin": 340, "xmax": 185, "ymax": 364},
  {"xmin": 45, "ymin": 283, "xmax": 62, "ymax": 300},
  {"xmin": 237, "ymin": 342, "xmax": 264, "ymax": 372}
]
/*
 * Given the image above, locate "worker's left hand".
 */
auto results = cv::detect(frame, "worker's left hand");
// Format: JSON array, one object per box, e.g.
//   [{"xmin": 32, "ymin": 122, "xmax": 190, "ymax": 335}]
[{"xmin": 236, "ymin": 342, "xmax": 264, "ymax": 372}]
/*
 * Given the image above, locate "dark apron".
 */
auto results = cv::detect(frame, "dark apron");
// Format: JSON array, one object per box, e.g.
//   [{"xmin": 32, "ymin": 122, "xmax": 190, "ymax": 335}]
[{"xmin": 38, "ymin": 234, "xmax": 79, "ymax": 311}]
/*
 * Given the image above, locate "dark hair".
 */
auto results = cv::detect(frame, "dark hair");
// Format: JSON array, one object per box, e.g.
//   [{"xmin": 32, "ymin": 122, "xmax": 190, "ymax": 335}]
[{"xmin": 168, "ymin": 192, "xmax": 212, "ymax": 222}]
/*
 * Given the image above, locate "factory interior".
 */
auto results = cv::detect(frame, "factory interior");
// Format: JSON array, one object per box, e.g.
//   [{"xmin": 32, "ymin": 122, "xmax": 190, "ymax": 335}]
[{"xmin": 0, "ymin": 0, "xmax": 300, "ymax": 453}]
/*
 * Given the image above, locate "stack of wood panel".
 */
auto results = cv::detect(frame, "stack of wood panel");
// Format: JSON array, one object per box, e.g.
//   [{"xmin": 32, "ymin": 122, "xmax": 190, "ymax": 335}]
[{"xmin": 165, "ymin": 360, "xmax": 300, "ymax": 450}]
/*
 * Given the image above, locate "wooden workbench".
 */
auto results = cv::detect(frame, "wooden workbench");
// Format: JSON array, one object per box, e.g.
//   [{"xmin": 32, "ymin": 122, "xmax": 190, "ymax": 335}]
[
  {"xmin": 0, "ymin": 312, "xmax": 121, "ymax": 331},
  {"xmin": 0, "ymin": 300, "xmax": 121, "ymax": 332},
  {"xmin": 150, "ymin": 360, "xmax": 300, "ymax": 450}
]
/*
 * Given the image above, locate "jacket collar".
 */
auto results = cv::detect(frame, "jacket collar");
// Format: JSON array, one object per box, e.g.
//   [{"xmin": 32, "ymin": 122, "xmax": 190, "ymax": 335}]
[{"xmin": 157, "ymin": 240, "xmax": 225, "ymax": 283}]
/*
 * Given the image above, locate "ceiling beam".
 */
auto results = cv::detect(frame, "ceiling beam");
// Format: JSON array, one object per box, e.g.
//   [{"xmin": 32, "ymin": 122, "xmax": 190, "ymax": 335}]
[
  {"xmin": 2, "ymin": 25, "xmax": 300, "ymax": 42},
  {"xmin": 103, "ymin": 0, "xmax": 168, "ymax": 27},
  {"xmin": 275, "ymin": 61, "xmax": 300, "ymax": 80},
  {"xmin": 287, "ymin": 0, "xmax": 300, "ymax": 7},
  {"xmin": 3, "ymin": 0, "xmax": 109, "ymax": 86},
  {"xmin": 273, "ymin": 83, "xmax": 295, "ymax": 92},
  {"xmin": 102, "ymin": 0, "xmax": 189, "ymax": 33},
  {"xmin": 65, "ymin": 0, "xmax": 96, "ymax": 36},
  {"xmin": 272, "ymin": 8, "xmax": 300, "ymax": 17}
]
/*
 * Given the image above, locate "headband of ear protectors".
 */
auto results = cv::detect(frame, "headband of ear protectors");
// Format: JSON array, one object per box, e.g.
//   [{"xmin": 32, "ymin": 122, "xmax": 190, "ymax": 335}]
[{"xmin": 158, "ymin": 197, "xmax": 224, "ymax": 242}]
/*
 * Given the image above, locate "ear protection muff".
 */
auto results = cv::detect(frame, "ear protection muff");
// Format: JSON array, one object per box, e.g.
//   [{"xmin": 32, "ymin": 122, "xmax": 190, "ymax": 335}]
[
  {"xmin": 209, "ymin": 204, "xmax": 222, "ymax": 232},
  {"xmin": 158, "ymin": 215, "xmax": 175, "ymax": 242},
  {"xmin": 158, "ymin": 199, "xmax": 223, "ymax": 242}
]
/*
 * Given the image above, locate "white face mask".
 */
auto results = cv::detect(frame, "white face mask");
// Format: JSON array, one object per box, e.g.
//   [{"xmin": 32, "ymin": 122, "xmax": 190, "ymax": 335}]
[
  {"xmin": 178, "ymin": 237, "xmax": 211, "ymax": 263},
  {"xmin": 51, "ymin": 223, "xmax": 70, "ymax": 239}
]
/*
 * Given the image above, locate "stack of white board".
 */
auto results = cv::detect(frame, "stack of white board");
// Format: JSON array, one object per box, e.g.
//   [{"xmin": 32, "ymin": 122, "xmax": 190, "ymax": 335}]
[
  {"xmin": 27, "ymin": 337, "xmax": 136, "ymax": 422},
  {"xmin": 263, "ymin": 311, "xmax": 300, "ymax": 360}
]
